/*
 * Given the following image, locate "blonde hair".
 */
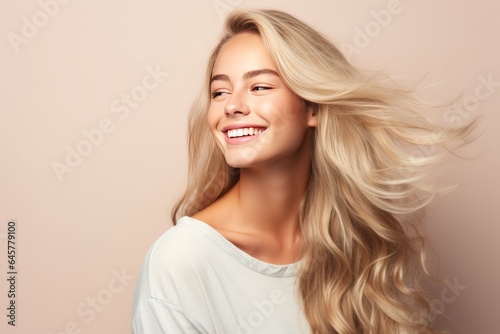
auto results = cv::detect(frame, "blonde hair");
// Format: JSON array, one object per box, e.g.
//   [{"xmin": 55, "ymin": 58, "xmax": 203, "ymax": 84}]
[{"xmin": 172, "ymin": 9, "xmax": 475, "ymax": 334}]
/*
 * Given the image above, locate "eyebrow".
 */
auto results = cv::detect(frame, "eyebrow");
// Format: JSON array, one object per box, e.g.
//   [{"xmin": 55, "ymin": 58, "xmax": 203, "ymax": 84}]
[{"xmin": 210, "ymin": 69, "xmax": 280, "ymax": 84}]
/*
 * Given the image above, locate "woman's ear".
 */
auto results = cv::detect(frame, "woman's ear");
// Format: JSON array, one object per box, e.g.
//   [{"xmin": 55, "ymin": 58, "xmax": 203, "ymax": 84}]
[{"xmin": 306, "ymin": 101, "xmax": 318, "ymax": 127}]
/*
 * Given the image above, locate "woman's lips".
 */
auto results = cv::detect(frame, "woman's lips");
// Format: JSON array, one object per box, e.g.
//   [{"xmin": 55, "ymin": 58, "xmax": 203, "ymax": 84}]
[
  {"xmin": 223, "ymin": 127, "xmax": 267, "ymax": 144},
  {"xmin": 226, "ymin": 127, "xmax": 265, "ymax": 138}
]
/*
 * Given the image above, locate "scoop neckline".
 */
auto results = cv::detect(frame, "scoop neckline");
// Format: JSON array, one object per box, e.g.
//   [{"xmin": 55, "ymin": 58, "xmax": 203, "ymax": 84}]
[{"xmin": 177, "ymin": 216, "xmax": 301, "ymax": 277}]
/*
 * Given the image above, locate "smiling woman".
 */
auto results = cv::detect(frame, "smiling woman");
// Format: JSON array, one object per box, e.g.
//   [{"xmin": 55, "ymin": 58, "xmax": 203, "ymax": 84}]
[
  {"xmin": 207, "ymin": 33, "xmax": 316, "ymax": 171},
  {"xmin": 131, "ymin": 9, "xmax": 475, "ymax": 334}
]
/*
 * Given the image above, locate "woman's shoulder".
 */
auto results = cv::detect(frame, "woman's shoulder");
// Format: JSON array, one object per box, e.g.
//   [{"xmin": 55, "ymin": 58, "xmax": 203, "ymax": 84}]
[
  {"xmin": 134, "ymin": 217, "xmax": 223, "ymax": 310},
  {"xmin": 138, "ymin": 217, "xmax": 220, "ymax": 294},
  {"xmin": 146, "ymin": 216, "xmax": 215, "ymax": 265}
]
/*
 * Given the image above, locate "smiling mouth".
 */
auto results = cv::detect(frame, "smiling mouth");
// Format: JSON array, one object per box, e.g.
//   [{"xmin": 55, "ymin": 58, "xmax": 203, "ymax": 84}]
[{"xmin": 226, "ymin": 127, "xmax": 265, "ymax": 138}]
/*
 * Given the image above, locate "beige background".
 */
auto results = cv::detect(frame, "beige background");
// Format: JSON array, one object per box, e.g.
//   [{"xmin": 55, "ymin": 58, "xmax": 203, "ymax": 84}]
[{"xmin": 1, "ymin": 0, "xmax": 498, "ymax": 333}]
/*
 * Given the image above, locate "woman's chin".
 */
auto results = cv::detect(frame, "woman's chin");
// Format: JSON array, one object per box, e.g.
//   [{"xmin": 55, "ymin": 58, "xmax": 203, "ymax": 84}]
[
  {"xmin": 223, "ymin": 152, "xmax": 261, "ymax": 169},
  {"xmin": 225, "ymin": 160, "xmax": 249, "ymax": 169}
]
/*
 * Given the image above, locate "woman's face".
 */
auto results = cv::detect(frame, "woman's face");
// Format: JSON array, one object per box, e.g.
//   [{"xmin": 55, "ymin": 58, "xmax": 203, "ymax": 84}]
[{"xmin": 207, "ymin": 32, "xmax": 317, "ymax": 169}]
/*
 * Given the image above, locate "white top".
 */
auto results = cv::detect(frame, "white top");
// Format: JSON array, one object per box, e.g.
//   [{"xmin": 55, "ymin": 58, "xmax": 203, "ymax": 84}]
[{"xmin": 132, "ymin": 216, "xmax": 310, "ymax": 334}]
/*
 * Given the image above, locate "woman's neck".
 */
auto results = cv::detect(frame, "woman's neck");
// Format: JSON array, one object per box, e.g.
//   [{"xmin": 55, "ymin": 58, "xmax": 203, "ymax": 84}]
[{"xmin": 234, "ymin": 163, "xmax": 308, "ymax": 238}]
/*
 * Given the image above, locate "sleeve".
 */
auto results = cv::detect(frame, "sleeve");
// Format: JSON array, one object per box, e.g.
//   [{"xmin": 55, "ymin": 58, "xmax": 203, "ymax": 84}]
[{"xmin": 132, "ymin": 297, "xmax": 204, "ymax": 334}]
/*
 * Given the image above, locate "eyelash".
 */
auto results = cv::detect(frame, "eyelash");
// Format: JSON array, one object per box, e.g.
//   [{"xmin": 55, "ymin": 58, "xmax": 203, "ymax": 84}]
[
  {"xmin": 252, "ymin": 85, "xmax": 271, "ymax": 91},
  {"xmin": 210, "ymin": 86, "xmax": 271, "ymax": 99},
  {"xmin": 211, "ymin": 91, "xmax": 227, "ymax": 98}
]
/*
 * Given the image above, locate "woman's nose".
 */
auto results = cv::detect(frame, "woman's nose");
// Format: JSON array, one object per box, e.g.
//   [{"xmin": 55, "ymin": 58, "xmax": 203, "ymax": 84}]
[{"xmin": 224, "ymin": 91, "xmax": 250, "ymax": 117}]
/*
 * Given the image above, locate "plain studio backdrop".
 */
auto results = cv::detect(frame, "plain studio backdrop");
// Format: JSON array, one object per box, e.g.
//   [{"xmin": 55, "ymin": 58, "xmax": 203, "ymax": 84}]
[{"xmin": 1, "ymin": 0, "xmax": 498, "ymax": 333}]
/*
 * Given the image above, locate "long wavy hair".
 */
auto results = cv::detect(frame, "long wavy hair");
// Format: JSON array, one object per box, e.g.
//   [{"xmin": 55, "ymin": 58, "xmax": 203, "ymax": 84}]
[{"xmin": 172, "ymin": 9, "xmax": 475, "ymax": 334}]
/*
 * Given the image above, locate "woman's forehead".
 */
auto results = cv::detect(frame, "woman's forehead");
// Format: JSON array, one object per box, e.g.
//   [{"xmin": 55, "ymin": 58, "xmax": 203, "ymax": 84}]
[{"xmin": 212, "ymin": 33, "xmax": 277, "ymax": 75}]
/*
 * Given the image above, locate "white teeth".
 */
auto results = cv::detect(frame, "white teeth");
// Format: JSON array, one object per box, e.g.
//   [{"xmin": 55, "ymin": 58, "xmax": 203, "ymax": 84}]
[{"xmin": 227, "ymin": 127, "xmax": 264, "ymax": 138}]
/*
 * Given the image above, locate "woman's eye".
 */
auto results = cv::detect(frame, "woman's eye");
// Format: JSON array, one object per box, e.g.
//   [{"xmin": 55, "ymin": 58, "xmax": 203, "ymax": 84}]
[
  {"xmin": 252, "ymin": 86, "xmax": 271, "ymax": 92},
  {"xmin": 211, "ymin": 91, "xmax": 228, "ymax": 98}
]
